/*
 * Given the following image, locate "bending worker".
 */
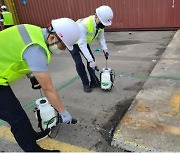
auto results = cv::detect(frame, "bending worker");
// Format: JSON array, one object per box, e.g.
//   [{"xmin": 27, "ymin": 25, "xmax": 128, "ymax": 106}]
[
  {"xmin": 1, "ymin": 5, "xmax": 14, "ymax": 29},
  {"xmin": 69, "ymin": 5, "xmax": 113, "ymax": 92},
  {"xmin": 0, "ymin": 18, "xmax": 80, "ymax": 152}
]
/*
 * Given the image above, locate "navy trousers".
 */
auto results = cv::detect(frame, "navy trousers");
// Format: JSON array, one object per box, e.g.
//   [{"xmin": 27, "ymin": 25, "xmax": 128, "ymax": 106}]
[
  {"xmin": 0, "ymin": 85, "xmax": 43, "ymax": 152},
  {"xmin": 69, "ymin": 44, "xmax": 99, "ymax": 86}
]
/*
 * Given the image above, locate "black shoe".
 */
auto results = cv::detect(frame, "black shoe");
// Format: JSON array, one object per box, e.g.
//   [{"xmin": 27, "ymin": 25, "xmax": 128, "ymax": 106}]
[
  {"xmin": 83, "ymin": 85, "xmax": 91, "ymax": 93},
  {"xmin": 41, "ymin": 149, "xmax": 60, "ymax": 152},
  {"xmin": 90, "ymin": 82, "xmax": 100, "ymax": 88},
  {"xmin": 35, "ymin": 129, "xmax": 51, "ymax": 142}
]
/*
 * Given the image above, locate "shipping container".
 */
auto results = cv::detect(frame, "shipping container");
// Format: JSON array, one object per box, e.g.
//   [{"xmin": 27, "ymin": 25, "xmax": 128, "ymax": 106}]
[{"xmin": 4, "ymin": 0, "xmax": 180, "ymax": 31}]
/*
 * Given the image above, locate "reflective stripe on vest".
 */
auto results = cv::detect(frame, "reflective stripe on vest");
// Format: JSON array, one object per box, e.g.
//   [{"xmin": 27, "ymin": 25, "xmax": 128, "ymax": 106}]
[
  {"xmin": 0, "ymin": 24, "xmax": 51, "ymax": 86},
  {"xmin": 2, "ymin": 11, "xmax": 14, "ymax": 25},
  {"xmin": 18, "ymin": 25, "xmax": 32, "ymax": 45}
]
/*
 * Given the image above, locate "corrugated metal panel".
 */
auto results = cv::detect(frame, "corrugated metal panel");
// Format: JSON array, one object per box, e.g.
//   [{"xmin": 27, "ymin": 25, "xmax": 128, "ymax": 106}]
[{"xmin": 14, "ymin": 0, "xmax": 180, "ymax": 30}]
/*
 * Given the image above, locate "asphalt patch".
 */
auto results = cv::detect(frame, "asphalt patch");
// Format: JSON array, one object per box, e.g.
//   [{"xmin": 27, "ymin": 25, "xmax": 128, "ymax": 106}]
[{"xmin": 101, "ymin": 98, "xmax": 134, "ymax": 144}]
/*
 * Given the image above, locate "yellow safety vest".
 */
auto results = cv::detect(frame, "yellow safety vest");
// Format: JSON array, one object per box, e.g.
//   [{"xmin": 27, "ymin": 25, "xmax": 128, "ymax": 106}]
[
  {"xmin": 0, "ymin": 24, "xmax": 51, "ymax": 86},
  {"xmin": 2, "ymin": 11, "xmax": 14, "ymax": 26},
  {"xmin": 76, "ymin": 15, "xmax": 102, "ymax": 44}
]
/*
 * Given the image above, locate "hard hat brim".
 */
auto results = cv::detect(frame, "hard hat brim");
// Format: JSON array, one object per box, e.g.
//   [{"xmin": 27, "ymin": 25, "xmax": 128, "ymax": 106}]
[
  {"xmin": 66, "ymin": 45, "xmax": 73, "ymax": 51},
  {"xmin": 101, "ymin": 20, "xmax": 112, "ymax": 26}
]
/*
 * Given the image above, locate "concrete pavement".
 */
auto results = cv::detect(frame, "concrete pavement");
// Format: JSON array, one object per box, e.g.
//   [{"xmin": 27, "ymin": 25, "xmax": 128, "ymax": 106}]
[
  {"xmin": 111, "ymin": 30, "xmax": 180, "ymax": 152},
  {"xmin": 0, "ymin": 30, "xmax": 176, "ymax": 152}
]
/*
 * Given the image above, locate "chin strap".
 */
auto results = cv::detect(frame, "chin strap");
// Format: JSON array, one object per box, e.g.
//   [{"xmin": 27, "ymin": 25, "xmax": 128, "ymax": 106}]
[
  {"xmin": 46, "ymin": 24, "xmax": 63, "ymax": 47},
  {"xmin": 46, "ymin": 24, "xmax": 56, "ymax": 47}
]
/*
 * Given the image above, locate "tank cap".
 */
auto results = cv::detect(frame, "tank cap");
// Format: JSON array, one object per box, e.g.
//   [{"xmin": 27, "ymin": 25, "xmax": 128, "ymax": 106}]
[{"xmin": 40, "ymin": 99, "xmax": 46, "ymax": 104}]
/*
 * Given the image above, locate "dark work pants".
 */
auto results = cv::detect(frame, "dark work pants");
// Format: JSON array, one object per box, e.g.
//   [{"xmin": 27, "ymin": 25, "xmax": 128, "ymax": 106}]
[
  {"xmin": 0, "ymin": 85, "xmax": 43, "ymax": 152},
  {"xmin": 69, "ymin": 44, "xmax": 99, "ymax": 86}
]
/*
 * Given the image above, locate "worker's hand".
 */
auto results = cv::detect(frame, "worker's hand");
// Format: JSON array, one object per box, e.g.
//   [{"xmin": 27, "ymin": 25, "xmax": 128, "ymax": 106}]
[
  {"xmin": 89, "ymin": 61, "xmax": 96, "ymax": 70},
  {"xmin": 105, "ymin": 52, "xmax": 109, "ymax": 60},
  {"xmin": 30, "ymin": 76, "xmax": 41, "ymax": 90},
  {"xmin": 103, "ymin": 49, "xmax": 109, "ymax": 60},
  {"xmin": 59, "ymin": 109, "xmax": 72, "ymax": 124}
]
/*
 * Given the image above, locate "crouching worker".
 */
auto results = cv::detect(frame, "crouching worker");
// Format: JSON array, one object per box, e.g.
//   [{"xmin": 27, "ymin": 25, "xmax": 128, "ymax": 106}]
[{"xmin": 0, "ymin": 18, "xmax": 80, "ymax": 152}]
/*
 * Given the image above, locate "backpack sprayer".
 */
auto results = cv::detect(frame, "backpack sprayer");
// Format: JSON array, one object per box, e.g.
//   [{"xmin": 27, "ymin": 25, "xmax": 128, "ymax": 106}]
[{"xmin": 99, "ymin": 51, "xmax": 115, "ymax": 91}]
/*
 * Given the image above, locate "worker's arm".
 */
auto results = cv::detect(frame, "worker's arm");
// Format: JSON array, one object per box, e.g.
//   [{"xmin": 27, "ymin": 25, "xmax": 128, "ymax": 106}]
[
  {"xmin": 98, "ymin": 29, "xmax": 108, "ymax": 51},
  {"xmin": 24, "ymin": 45, "xmax": 72, "ymax": 123},
  {"xmin": 77, "ymin": 23, "xmax": 98, "ymax": 69},
  {"xmin": 98, "ymin": 30, "xmax": 109, "ymax": 59},
  {"xmin": 77, "ymin": 23, "xmax": 94, "ymax": 62},
  {"xmin": 23, "ymin": 45, "xmax": 69, "ymax": 114},
  {"xmin": 32, "ymin": 71, "xmax": 65, "ymax": 113}
]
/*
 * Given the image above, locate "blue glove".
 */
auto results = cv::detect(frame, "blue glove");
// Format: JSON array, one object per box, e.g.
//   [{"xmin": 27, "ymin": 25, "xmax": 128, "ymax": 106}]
[{"xmin": 59, "ymin": 109, "xmax": 72, "ymax": 124}]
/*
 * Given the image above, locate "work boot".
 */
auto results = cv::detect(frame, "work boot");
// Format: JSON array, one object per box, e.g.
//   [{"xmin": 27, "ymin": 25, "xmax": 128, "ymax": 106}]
[
  {"xmin": 90, "ymin": 82, "xmax": 100, "ymax": 88},
  {"xmin": 83, "ymin": 85, "xmax": 91, "ymax": 93},
  {"xmin": 35, "ymin": 129, "xmax": 51, "ymax": 142}
]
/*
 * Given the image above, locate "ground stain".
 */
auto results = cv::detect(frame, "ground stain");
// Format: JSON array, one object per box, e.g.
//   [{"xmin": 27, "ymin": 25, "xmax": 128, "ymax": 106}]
[
  {"xmin": 89, "ymin": 98, "xmax": 135, "ymax": 152},
  {"xmin": 106, "ymin": 40, "xmax": 143, "ymax": 46},
  {"xmin": 101, "ymin": 98, "xmax": 134, "ymax": 143},
  {"xmin": 123, "ymin": 82, "xmax": 144, "ymax": 92},
  {"xmin": 155, "ymin": 47, "xmax": 166, "ymax": 56}
]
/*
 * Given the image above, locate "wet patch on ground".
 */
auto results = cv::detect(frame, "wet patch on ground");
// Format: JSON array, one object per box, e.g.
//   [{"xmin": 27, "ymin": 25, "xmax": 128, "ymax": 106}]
[
  {"xmin": 106, "ymin": 40, "xmax": 143, "ymax": 46},
  {"xmin": 123, "ymin": 82, "xmax": 144, "ymax": 92},
  {"xmin": 155, "ymin": 47, "xmax": 166, "ymax": 56},
  {"xmin": 94, "ymin": 98, "xmax": 134, "ymax": 152}
]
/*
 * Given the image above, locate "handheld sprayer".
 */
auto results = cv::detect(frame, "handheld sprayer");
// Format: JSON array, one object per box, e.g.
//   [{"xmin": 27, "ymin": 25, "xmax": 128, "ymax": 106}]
[
  {"xmin": 34, "ymin": 89, "xmax": 59, "ymax": 132},
  {"xmin": 99, "ymin": 51, "xmax": 115, "ymax": 91},
  {"xmin": 34, "ymin": 89, "xmax": 77, "ymax": 137}
]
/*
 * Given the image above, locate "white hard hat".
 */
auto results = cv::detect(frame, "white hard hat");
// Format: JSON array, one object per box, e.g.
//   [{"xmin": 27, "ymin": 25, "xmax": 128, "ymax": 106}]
[
  {"xmin": 51, "ymin": 18, "xmax": 81, "ymax": 50},
  {"xmin": 96, "ymin": 5, "xmax": 113, "ymax": 26},
  {"xmin": 1, "ymin": 5, "xmax": 7, "ymax": 10}
]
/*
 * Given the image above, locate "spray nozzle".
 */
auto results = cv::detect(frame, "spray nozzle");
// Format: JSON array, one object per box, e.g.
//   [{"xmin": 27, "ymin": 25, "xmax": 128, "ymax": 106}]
[{"xmin": 39, "ymin": 89, "xmax": 47, "ymax": 104}]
